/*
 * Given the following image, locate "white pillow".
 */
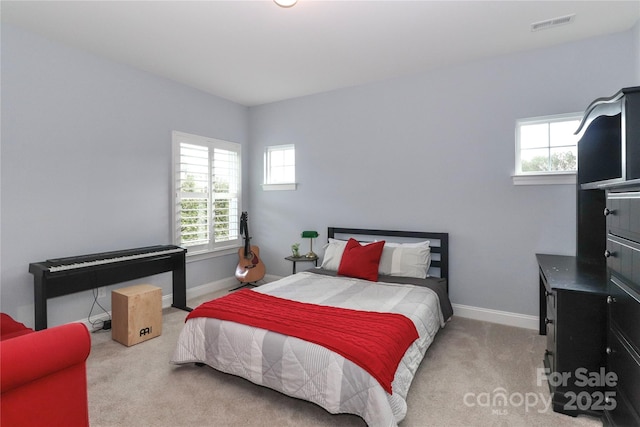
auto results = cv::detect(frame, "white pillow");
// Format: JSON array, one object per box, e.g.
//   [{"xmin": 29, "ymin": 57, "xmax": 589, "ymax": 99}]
[
  {"xmin": 320, "ymin": 238, "xmax": 348, "ymax": 271},
  {"xmin": 378, "ymin": 240, "xmax": 431, "ymax": 279}
]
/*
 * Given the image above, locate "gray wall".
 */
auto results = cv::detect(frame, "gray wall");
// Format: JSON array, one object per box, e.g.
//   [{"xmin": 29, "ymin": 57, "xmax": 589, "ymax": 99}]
[
  {"xmin": 248, "ymin": 30, "xmax": 637, "ymax": 317},
  {"xmin": 1, "ymin": 25, "xmax": 249, "ymax": 327},
  {"xmin": 2, "ymin": 23, "xmax": 638, "ymax": 328}
]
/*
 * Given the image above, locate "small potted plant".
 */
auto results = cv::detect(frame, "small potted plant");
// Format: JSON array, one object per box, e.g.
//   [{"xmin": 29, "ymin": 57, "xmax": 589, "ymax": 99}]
[{"xmin": 291, "ymin": 243, "xmax": 300, "ymax": 258}]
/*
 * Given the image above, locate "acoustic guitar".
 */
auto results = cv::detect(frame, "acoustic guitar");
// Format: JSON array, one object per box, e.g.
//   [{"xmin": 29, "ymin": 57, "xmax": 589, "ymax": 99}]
[{"xmin": 234, "ymin": 212, "xmax": 266, "ymax": 284}]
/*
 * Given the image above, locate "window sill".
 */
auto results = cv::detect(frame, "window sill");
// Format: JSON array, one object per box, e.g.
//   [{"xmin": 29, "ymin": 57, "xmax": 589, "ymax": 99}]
[
  {"xmin": 262, "ymin": 183, "xmax": 297, "ymax": 191},
  {"xmin": 185, "ymin": 246, "xmax": 239, "ymax": 263},
  {"xmin": 512, "ymin": 173, "xmax": 576, "ymax": 186}
]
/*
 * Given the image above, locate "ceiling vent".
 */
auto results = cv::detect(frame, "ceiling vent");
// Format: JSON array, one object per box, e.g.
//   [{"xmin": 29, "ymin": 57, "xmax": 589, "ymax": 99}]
[{"xmin": 531, "ymin": 14, "xmax": 576, "ymax": 32}]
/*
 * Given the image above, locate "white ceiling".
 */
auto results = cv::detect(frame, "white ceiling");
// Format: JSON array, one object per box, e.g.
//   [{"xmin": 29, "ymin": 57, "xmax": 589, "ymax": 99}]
[{"xmin": 3, "ymin": 0, "xmax": 639, "ymax": 106}]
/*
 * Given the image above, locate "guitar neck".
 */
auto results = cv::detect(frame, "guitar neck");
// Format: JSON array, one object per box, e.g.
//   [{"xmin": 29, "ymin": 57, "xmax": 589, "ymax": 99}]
[{"xmin": 241, "ymin": 212, "xmax": 251, "ymax": 257}]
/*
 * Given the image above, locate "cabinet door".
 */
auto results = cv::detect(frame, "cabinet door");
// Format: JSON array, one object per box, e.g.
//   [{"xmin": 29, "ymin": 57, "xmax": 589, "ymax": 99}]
[{"xmin": 555, "ymin": 291, "xmax": 607, "ymax": 385}]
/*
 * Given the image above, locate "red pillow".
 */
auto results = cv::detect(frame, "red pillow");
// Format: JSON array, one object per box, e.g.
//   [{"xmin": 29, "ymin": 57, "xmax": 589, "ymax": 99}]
[{"xmin": 337, "ymin": 238, "xmax": 385, "ymax": 281}]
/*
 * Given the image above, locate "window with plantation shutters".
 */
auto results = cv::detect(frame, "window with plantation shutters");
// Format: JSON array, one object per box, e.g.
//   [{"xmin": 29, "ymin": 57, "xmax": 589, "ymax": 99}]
[{"xmin": 172, "ymin": 131, "xmax": 241, "ymax": 254}]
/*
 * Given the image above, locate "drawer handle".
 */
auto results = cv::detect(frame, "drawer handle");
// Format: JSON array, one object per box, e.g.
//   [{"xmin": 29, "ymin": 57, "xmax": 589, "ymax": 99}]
[
  {"xmin": 545, "ymin": 349, "xmax": 553, "ymax": 356},
  {"xmin": 545, "ymin": 290, "xmax": 552, "ymax": 297},
  {"xmin": 606, "ymin": 347, "xmax": 615, "ymax": 355},
  {"xmin": 603, "ymin": 208, "xmax": 615, "ymax": 216},
  {"xmin": 607, "ymin": 296, "xmax": 616, "ymax": 304},
  {"xmin": 604, "ymin": 250, "xmax": 614, "ymax": 258},
  {"xmin": 545, "ymin": 318, "xmax": 553, "ymax": 325}
]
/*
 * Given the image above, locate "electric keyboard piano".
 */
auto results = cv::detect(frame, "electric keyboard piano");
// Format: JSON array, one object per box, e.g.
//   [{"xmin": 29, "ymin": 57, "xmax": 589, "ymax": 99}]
[{"xmin": 29, "ymin": 245, "xmax": 190, "ymax": 330}]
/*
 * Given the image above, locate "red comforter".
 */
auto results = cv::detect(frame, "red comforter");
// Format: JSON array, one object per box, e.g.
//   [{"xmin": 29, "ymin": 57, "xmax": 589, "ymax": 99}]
[{"xmin": 186, "ymin": 289, "xmax": 419, "ymax": 393}]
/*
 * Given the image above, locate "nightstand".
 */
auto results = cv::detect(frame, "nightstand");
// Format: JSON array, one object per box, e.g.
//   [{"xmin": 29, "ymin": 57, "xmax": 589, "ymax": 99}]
[{"xmin": 285, "ymin": 255, "xmax": 318, "ymax": 274}]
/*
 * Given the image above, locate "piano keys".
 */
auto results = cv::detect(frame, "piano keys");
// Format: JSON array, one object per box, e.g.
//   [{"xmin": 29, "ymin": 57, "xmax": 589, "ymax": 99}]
[{"xmin": 29, "ymin": 245, "xmax": 190, "ymax": 330}]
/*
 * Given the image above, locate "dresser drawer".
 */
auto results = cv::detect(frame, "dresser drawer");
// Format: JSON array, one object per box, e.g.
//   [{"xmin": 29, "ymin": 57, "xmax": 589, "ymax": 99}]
[
  {"xmin": 609, "ymin": 276, "xmax": 640, "ymax": 354},
  {"xmin": 606, "ymin": 236, "xmax": 640, "ymax": 287},
  {"xmin": 545, "ymin": 289, "xmax": 556, "ymax": 370},
  {"xmin": 608, "ymin": 329, "xmax": 640, "ymax": 418},
  {"xmin": 546, "ymin": 288, "xmax": 556, "ymax": 324},
  {"xmin": 605, "ymin": 383, "xmax": 640, "ymax": 427},
  {"xmin": 607, "ymin": 191, "xmax": 640, "ymax": 243}
]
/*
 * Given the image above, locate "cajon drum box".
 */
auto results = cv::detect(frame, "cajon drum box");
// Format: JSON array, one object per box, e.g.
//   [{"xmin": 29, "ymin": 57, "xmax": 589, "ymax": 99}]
[{"xmin": 112, "ymin": 284, "xmax": 162, "ymax": 346}]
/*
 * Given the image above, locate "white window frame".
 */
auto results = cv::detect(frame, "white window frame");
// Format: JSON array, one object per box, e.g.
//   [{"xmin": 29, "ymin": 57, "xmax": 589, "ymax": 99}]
[
  {"xmin": 262, "ymin": 144, "xmax": 297, "ymax": 191},
  {"xmin": 513, "ymin": 112, "xmax": 582, "ymax": 186},
  {"xmin": 172, "ymin": 131, "xmax": 242, "ymax": 259}
]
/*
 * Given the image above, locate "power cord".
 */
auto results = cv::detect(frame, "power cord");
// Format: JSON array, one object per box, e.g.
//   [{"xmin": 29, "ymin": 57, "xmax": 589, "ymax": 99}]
[{"xmin": 88, "ymin": 288, "xmax": 112, "ymax": 332}]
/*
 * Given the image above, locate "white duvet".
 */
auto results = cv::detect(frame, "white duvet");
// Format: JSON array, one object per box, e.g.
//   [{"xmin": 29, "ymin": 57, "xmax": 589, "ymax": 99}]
[{"xmin": 171, "ymin": 271, "xmax": 445, "ymax": 427}]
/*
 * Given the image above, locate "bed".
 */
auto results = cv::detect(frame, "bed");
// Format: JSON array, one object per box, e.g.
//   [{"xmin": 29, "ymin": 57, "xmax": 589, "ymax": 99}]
[{"xmin": 171, "ymin": 227, "xmax": 452, "ymax": 427}]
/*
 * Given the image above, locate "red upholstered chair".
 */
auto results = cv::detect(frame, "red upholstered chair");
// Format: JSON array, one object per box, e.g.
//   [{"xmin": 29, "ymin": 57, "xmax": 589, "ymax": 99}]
[
  {"xmin": 0, "ymin": 316, "xmax": 91, "ymax": 427},
  {"xmin": 0, "ymin": 313, "xmax": 34, "ymax": 340}
]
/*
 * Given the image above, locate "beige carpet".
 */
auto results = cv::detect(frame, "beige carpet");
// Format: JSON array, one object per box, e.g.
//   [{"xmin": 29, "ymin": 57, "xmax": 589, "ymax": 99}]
[{"xmin": 86, "ymin": 289, "xmax": 603, "ymax": 427}]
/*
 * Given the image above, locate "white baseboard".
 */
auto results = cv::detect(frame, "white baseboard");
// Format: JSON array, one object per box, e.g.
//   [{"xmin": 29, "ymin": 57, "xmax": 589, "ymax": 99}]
[
  {"xmin": 75, "ymin": 276, "xmax": 539, "ymax": 333},
  {"xmin": 452, "ymin": 303, "xmax": 539, "ymax": 330},
  {"xmin": 160, "ymin": 276, "xmax": 239, "ymax": 308},
  {"xmin": 77, "ymin": 277, "xmax": 240, "ymax": 331}
]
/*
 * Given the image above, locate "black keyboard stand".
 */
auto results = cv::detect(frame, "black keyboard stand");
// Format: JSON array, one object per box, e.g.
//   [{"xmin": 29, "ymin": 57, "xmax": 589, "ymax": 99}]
[{"xmin": 29, "ymin": 245, "xmax": 190, "ymax": 330}]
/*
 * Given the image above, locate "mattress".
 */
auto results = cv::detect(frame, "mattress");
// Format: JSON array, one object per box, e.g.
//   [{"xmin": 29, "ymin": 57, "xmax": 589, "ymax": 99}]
[{"xmin": 171, "ymin": 270, "xmax": 450, "ymax": 427}]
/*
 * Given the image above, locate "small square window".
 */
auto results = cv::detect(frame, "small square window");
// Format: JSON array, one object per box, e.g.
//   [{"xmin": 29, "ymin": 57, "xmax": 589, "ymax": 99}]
[
  {"xmin": 514, "ymin": 113, "xmax": 582, "ymax": 185},
  {"xmin": 263, "ymin": 144, "xmax": 296, "ymax": 190}
]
